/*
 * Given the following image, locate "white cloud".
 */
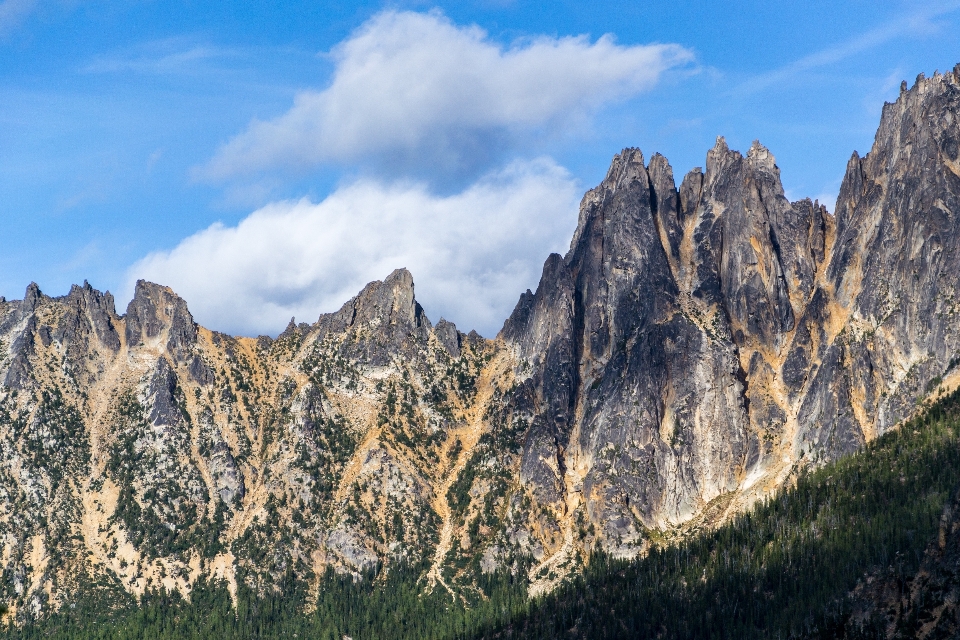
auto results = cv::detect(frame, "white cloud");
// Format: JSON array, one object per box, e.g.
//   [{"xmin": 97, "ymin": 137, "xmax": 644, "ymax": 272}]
[
  {"xmin": 128, "ymin": 158, "xmax": 579, "ymax": 337},
  {"xmin": 199, "ymin": 9, "xmax": 692, "ymax": 182}
]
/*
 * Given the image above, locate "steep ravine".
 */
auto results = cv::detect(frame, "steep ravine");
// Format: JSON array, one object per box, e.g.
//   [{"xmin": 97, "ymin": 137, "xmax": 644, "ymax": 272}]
[{"xmin": 1, "ymin": 65, "xmax": 959, "ymax": 622}]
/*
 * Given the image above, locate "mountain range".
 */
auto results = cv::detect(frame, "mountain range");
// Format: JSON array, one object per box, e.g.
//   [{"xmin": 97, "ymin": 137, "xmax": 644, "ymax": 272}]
[{"xmin": 2, "ymin": 64, "xmax": 960, "ymax": 633}]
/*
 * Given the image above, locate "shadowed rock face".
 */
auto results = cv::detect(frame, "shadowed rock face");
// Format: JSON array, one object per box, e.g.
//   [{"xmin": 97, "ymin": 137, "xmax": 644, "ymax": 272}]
[{"xmin": 1, "ymin": 66, "xmax": 959, "ymax": 619}]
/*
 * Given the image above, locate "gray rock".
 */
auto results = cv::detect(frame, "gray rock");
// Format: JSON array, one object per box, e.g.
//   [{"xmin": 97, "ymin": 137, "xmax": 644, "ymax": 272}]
[
  {"xmin": 2, "ymin": 63, "xmax": 960, "ymax": 614},
  {"xmin": 499, "ymin": 65, "xmax": 960, "ymax": 538},
  {"xmin": 433, "ymin": 318, "xmax": 462, "ymax": 358},
  {"xmin": 311, "ymin": 268, "xmax": 432, "ymax": 367},
  {"xmin": 125, "ymin": 280, "xmax": 198, "ymax": 364}
]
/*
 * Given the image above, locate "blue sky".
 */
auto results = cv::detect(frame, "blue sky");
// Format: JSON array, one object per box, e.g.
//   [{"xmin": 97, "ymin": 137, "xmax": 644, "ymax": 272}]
[{"xmin": 1, "ymin": 0, "xmax": 959, "ymax": 337}]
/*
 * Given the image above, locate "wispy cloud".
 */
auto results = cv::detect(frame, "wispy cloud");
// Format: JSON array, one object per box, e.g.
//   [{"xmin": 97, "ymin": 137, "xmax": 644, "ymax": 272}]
[
  {"xmin": 122, "ymin": 10, "xmax": 693, "ymax": 336},
  {"xmin": 59, "ymin": 240, "xmax": 103, "ymax": 273},
  {"xmin": 737, "ymin": 1, "xmax": 960, "ymax": 94},
  {"xmin": 198, "ymin": 9, "xmax": 693, "ymax": 186},
  {"xmin": 82, "ymin": 39, "xmax": 239, "ymax": 75}
]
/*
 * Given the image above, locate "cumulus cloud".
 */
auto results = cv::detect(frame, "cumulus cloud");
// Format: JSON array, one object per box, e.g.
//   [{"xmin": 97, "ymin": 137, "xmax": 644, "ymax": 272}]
[
  {"xmin": 128, "ymin": 158, "xmax": 579, "ymax": 337},
  {"xmin": 199, "ymin": 10, "xmax": 692, "ymax": 183}
]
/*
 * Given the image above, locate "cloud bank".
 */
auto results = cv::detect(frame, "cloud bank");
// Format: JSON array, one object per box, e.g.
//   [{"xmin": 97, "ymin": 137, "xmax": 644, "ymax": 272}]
[
  {"xmin": 200, "ymin": 10, "xmax": 692, "ymax": 182},
  {"xmin": 129, "ymin": 159, "xmax": 580, "ymax": 337},
  {"xmin": 136, "ymin": 10, "xmax": 691, "ymax": 337}
]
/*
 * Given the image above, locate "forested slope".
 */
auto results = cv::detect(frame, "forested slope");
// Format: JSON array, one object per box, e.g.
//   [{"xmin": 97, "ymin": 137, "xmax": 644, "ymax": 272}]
[{"xmin": 476, "ymin": 389, "xmax": 960, "ymax": 640}]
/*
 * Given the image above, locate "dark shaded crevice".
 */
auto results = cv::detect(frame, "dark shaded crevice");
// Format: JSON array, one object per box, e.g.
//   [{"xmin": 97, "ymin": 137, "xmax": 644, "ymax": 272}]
[
  {"xmin": 569, "ymin": 284, "xmax": 586, "ymax": 426},
  {"xmin": 347, "ymin": 299, "xmax": 359, "ymax": 328},
  {"xmin": 767, "ymin": 222, "xmax": 784, "ymax": 270},
  {"xmin": 648, "ymin": 178, "xmax": 678, "ymax": 266},
  {"xmin": 734, "ymin": 357, "xmax": 751, "ymax": 419},
  {"xmin": 555, "ymin": 438, "xmax": 567, "ymax": 483},
  {"xmin": 767, "ymin": 223, "xmax": 796, "ymax": 331}
]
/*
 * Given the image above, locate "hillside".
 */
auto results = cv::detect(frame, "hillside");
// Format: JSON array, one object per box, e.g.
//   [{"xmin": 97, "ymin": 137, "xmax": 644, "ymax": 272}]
[
  {"xmin": 1, "ymin": 64, "xmax": 959, "ymax": 630},
  {"xmin": 6, "ymin": 388, "xmax": 960, "ymax": 639},
  {"xmin": 474, "ymin": 389, "xmax": 960, "ymax": 639}
]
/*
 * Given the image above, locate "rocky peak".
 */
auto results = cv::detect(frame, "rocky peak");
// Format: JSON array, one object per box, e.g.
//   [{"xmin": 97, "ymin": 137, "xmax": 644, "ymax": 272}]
[
  {"xmin": 792, "ymin": 63, "xmax": 960, "ymax": 455},
  {"xmin": 568, "ymin": 147, "xmax": 648, "ymax": 256},
  {"xmin": 831, "ymin": 63, "xmax": 960, "ymax": 316},
  {"xmin": 124, "ymin": 280, "xmax": 198, "ymax": 363},
  {"xmin": 21, "ymin": 282, "xmax": 42, "ymax": 314},
  {"xmin": 0, "ymin": 283, "xmax": 42, "ymax": 337},
  {"xmin": 355, "ymin": 268, "xmax": 429, "ymax": 332},
  {"xmin": 746, "ymin": 138, "xmax": 775, "ymax": 168},
  {"xmin": 277, "ymin": 317, "xmax": 312, "ymax": 343},
  {"xmin": 313, "ymin": 267, "xmax": 433, "ymax": 366},
  {"xmin": 433, "ymin": 318, "xmax": 462, "ymax": 358},
  {"xmin": 3, "ymin": 63, "xmax": 960, "ymax": 625},
  {"xmin": 690, "ymin": 135, "xmax": 827, "ymax": 351},
  {"xmin": 55, "ymin": 281, "xmax": 121, "ymax": 353},
  {"xmin": 704, "ymin": 135, "xmax": 734, "ymax": 178},
  {"xmin": 501, "ymin": 68, "xmax": 960, "ymax": 553}
]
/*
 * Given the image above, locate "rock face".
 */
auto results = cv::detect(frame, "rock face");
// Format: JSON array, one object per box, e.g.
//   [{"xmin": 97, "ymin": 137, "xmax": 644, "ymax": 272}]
[
  {"xmin": 2, "ymin": 65, "xmax": 960, "ymax": 619},
  {"xmin": 495, "ymin": 65, "xmax": 960, "ymax": 589}
]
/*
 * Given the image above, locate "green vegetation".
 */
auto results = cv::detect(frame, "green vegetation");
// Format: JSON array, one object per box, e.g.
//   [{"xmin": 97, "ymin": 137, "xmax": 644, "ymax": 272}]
[
  {"xmin": 480, "ymin": 387, "xmax": 960, "ymax": 639},
  {"xmin": 11, "ymin": 388, "xmax": 90, "ymax": 485},
  {"xmin": 105, "ymin": 393, "xmax": 211, "ymax": 559},
  {"xmin": 6, "ymin": 389, "xmax": 960, "ymax": 639},
  {"xmin": 1, "ymin": 565, "xmax": 527, "ymax": 640}
]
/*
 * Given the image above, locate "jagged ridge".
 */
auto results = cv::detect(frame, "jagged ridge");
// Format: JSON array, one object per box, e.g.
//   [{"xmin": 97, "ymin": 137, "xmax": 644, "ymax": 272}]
[{"xmin": 1, "ymin": 64, "xmax": 959, "ymax": 621}]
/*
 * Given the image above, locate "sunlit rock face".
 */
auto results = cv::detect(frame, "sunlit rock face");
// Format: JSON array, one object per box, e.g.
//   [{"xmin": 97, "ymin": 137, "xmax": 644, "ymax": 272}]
[
  {"xmin": 498, "ymin": 66, "xmax": 960, "ymax": 588},
  {"xmin": 2, "ymin": 65, "xmax": 959, "ymax": 619}
]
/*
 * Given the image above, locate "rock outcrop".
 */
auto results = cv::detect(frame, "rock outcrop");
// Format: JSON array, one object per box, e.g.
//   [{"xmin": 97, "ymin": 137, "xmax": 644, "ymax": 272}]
[
  {"xmin": 2, "ymin": 65, "xmax": 960, "ymax": 620},
  {"xmin": 492, "ymin": 65, "xmax": 960, "ymax": 590}
]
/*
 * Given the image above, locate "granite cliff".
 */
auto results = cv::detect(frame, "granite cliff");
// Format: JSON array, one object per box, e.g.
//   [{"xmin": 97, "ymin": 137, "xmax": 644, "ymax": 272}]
[{"xmin": 2, "ymin": 65, "xmax": 959, "ymax": 619}]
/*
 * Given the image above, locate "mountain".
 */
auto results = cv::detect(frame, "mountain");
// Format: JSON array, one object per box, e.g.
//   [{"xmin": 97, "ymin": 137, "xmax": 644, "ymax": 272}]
[
  {"xmin": 1, "ymin": 64, "xmax": 959, "ymax": 627},
  {"xmin": 469, "ymin": 388, "xmax": 960, "ymax": 639}
]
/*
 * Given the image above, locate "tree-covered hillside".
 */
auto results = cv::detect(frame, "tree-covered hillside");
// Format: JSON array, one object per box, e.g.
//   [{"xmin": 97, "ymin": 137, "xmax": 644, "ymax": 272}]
[
  {"xmin": 478, "ymin": 388, "xmax": 960, "ymax": 640},
  {"xmin": 5, "ymin": 389, "xmax": 960, "ymax": 639}
]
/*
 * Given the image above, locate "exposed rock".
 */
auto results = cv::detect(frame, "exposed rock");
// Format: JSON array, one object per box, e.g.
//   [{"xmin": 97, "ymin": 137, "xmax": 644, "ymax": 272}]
[
  {"xmin": 2, "ymin": 65, "xmax": 960, "ymax": 620},
  {"xmin": 198, "ymin": 406, "xmax": 244, "ymax": 505},
  {"xmin": 497, "ymin": 67, "xmax": 960, "ymax": 558},
  {"xmin": 313, "ymin": 268, "xmax": 432, "ymax": 366},
  {"xmin": 125, "ymin": 280, "xmax": 198, "ymax": 364},
  {"xmin": 433, "ymin": 318, "xmax": 462, "ymax": 358}
]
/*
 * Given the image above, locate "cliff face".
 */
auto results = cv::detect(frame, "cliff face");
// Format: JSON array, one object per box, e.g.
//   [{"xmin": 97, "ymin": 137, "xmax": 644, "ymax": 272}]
[
  {"xmin": 2, "ymin": 66, "xmax": 960, "ymax": 619},
  {"xmin": 496, "ymin": 65, "xmax": 960, "ymax": 591}
]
